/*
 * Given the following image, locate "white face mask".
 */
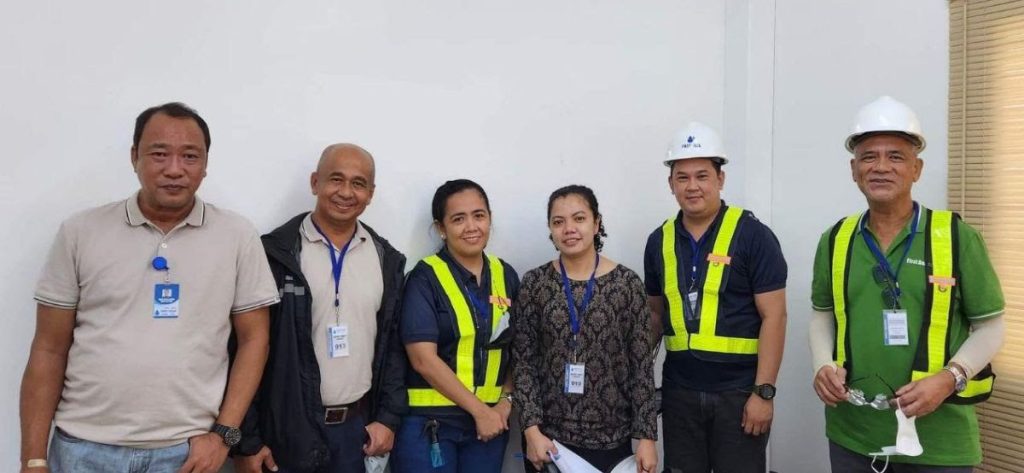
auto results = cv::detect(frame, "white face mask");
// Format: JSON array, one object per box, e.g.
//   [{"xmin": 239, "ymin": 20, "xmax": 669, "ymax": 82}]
[
  {"xmin": 365, "ymin": 453, "xmax": 389, "ymax": 473},
  {"xmin": 869, "ymin": 401, "xmax": 923, "ymax": 472}
]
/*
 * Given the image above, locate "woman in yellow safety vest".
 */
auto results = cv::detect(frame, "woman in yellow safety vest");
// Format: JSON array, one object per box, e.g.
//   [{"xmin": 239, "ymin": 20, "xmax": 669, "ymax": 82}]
[
  {"xmin": 512, "ymin": 184, "xmax": 659, "ymax": 473},
  {"xmin": 391, "ymin": 179, "xmax": 519, "ymax": 473}
]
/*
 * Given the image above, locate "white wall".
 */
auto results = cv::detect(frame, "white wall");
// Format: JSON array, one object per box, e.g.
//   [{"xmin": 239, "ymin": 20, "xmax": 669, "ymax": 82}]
[
  {"xmin": 0, "ymin": 1, "xmax": 725, "ymax": 470},
  {"xmin": 1, "ymin": 1, "xmax": 950, "ymax": 471}
]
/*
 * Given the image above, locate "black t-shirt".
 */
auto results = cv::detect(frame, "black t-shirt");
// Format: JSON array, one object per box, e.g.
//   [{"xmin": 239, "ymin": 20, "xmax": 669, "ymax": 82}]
[{"xmin": 644, "ymin": 203, "xmax": 787, "ymax": 391}]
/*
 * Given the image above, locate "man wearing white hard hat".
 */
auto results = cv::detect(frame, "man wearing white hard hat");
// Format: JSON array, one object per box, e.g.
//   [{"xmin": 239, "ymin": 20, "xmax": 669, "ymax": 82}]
[
  {"xmin": 810, "ymin": 96, "xmax": 1006, "ymax": 471},
  {"xmin": 644, "ymin": 122, "xmax": 788, "ymax": 472}
]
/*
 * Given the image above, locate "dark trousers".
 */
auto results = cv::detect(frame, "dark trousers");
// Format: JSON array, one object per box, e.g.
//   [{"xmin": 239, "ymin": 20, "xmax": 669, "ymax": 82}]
[
  {"xmin": 391, "ymin": 415, "xmax": 508, "ymax": 473},
  {"xmin": 278, "ymin": 413, "xmax": 368, "ymax": 473},
  {"xmin": 829, "ymin": 441, "xmax": 972, "ymax": 473},
  {"xmin": 521, "ymin": 437, "xmax": 631, "ymax": 473},
  {"xmin": 662, "ymin": 387, "xmax": 767, "ymax": 473}
]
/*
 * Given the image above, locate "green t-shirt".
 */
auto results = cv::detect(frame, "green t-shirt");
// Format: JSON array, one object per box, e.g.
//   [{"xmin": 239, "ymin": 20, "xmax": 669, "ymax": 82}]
[{"xmin": 811, "ymin": 205, "xmax": 1004, "ymax": 466}]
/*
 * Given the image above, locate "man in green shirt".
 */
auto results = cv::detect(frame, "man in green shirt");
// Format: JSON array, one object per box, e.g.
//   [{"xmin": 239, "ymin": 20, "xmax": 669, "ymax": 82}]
[{"xmin": 809, "ymin": 96, "xmax": 1006, "ymax": 472}]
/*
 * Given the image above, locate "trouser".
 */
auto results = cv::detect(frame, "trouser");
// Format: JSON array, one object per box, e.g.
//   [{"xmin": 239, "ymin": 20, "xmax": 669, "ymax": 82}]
[
  {"xmin": 49, "ymin": 428, "xmax": 189, "ymax": 473},
  {"xmin": 391, "ymin": 415, "xmax": 508, "ymax": 473},
  {"xmin": 278, "ymin": 412, "xmax": 369, "ymax": 473},
  {"xmin": 521, "ymin": 435, "xmax": 631, "ymax": 473},
  {"xmin": 829, "ymin": 441, "xmax": 972, "ymax": 473},
  {"xmin": 662, "ymin": 387, "xmax": 768, "ymax": 473}
]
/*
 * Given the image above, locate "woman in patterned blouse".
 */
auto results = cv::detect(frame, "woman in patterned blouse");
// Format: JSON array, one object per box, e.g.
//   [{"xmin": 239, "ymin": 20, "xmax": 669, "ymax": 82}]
[{"xmin": 512, "ymin": 184, "xmax": 658, "ymax": 473}]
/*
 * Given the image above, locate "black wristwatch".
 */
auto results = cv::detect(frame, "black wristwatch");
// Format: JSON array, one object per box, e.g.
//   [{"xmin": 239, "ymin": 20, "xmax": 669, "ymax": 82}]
[
  {"xmin": 211, "ymin": 423, "xmax": 242, "ymax": 447},
  {"xmin": 752, "ymin": 383, "xmax": 777, "ymax": 400}
]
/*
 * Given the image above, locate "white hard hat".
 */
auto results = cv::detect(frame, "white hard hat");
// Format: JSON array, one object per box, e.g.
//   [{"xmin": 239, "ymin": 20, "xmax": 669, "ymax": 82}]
[
  {"xmin": 845, "ymin": 96, "xmax": 926, "ymax": 153},
  {"xmin": 664, "ymin": 121, "xmax": 728, "ymax": 167}
]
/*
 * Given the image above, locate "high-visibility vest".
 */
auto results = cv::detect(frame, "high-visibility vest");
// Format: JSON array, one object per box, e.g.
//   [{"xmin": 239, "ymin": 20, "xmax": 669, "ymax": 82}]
[
  {"xmin": 829, "ymin": 208, "xmax": 994, "ymax": 404},
  {"xmin": 407, "ymin": 254, "xmax": 509, "ymax": 407},
  {"xmin": 662, "ymin": 206, "xmax": 760, "ymax": 360}
]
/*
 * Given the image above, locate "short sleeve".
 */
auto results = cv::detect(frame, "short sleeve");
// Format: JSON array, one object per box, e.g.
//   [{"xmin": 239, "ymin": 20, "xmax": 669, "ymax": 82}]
[
  {"xmin": 231, "ymin": 226, "xmax": 280, "ymax": 314},
  {"xmin": 502, "ymin": 260, "xmax": 521, "ymax": 302},
  {"xmin": 400, "ymin": 264, "xmax": 441, "ymax": 344},
  {"xmin": 810, "ymin": 228, "xmax": 834, "ymax": 311},
  {"xmin": 643, "ymin": 230, "xmax": 663, "ymax": 296},
  {"xmin": 35, "ymin": 221, "xmax": 80, "ymax": 309},
  {"xmin": 745, "ymin": 220, "xmax": 788, "ymax": 294},
  {"xmin": 957, "ymin": 223, "xmax": 1005, "ymax": 321}
]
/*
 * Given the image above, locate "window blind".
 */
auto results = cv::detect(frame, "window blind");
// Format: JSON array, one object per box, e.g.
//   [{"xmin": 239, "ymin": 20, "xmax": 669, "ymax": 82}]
[{"xmin": 949, "ymin": 1, "xmax": 1024, "ymax": 471}]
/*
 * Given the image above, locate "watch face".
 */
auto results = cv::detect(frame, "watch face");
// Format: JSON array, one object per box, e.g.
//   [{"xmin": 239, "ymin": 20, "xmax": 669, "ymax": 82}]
[
  {"xmin": 757, "ymin": 384, "xmax": 777, "ymax": 400},
  {"xmin": 224, "ymin": 427, "xmax": 242, "ymax": 446},
  {"xmin": 214, "ymin": 424, "xmax": 242, "ymax": 446}
]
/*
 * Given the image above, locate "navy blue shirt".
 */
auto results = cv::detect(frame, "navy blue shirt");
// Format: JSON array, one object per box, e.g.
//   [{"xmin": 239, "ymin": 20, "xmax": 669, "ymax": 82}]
[
  {"xmin": 400, "ymin": 248, "xmax": 520, "ymax": 426},
  {"xmin": 644, "ymin": 203, "xmax": 787, "ymax": 391}
]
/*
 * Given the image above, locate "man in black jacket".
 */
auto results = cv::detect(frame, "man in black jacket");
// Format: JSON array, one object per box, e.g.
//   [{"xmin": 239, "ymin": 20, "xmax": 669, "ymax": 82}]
[{"xmin": 235, "ymin": 144, "xmax": 407, "ymax": 473}]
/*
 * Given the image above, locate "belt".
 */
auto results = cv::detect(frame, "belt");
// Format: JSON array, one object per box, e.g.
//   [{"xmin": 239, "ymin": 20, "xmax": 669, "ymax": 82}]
[{"xmin": 324, "ymin": 396, "xmax": 369, "ymax": 425}]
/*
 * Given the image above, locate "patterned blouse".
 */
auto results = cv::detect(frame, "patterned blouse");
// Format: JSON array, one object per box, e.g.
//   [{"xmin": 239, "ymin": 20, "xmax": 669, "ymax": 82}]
[{"xmin": 512, "ymin": 262, "xmax": 658, "ymax": 450}]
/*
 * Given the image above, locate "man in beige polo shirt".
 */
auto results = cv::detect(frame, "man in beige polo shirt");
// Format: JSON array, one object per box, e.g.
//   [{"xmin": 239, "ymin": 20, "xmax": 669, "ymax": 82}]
[
  {"xmin": 235, "ymin": 144, "xmax": 408, "ymax": 473},
  {"xmin": 19, "ymin": 102, "xmax": 279, "ymax": 473}
]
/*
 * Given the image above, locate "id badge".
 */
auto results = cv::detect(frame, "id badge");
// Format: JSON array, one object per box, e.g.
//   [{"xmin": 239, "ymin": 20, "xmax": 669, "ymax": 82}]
[
  {"xmin": 564, "ymin": 363, "xmax": 585, "ymax": 394},
  {"xmin": 328, "ymin": 324, "xmax": 350, "ymax": 358},
  {"xmin": 153, "ymin": 283, "xmax": 180, "ymax": 319},
  {"xmin": 685, "ymin": 291, "xmax": 699, "ymax": 320},
  {"xmin": 489, "ymin": 311, "xmax": 511, "ymax": 343},
  {"xmin": 883, "ymin": 310, "xmax": 909, "ymax": 346}
]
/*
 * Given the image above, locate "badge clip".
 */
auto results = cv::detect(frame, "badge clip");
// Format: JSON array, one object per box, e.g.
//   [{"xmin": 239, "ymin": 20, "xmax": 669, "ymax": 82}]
[
  {"xmin": 928, "ymin": 275, "xmax": 957, "ymax": 292},
  {"xmin": 707, "ymin": 253, "xmax": 732, "ymax": 267}
]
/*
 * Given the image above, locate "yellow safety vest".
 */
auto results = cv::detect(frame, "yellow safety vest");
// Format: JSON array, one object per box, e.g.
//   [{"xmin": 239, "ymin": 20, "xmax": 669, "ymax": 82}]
[
  {"xmin": 829, "ymin": 209, "xmax": 994, "ymax": 404},
  {"xmin": 662, "ymin": 206, "xmax": 760, "ymax": 358},
  {"xmin": 407, "ymin": 254, "xmax": 509, "ymax": 407}
]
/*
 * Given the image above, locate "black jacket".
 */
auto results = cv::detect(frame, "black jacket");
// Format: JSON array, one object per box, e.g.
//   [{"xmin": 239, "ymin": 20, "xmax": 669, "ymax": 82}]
[{"xmin": 237, "ymin": 213, "xmax": 408, "ymax": 471}]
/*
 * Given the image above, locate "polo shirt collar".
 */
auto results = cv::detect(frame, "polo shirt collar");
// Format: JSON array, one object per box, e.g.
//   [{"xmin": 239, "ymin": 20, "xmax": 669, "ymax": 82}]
[
  {"xmin": 125, "ymin": 191, "xmax": 206, "ymax": 228},
  {"xmin": 438, "ymin": 246, "xmax": 491, "ymax": 287},
  {"xmin": 854, "ymin": 201, "xmax": 925, "ymax": 236},
  {"xmin": 300, "ymin": 213, "xmax": 370, "ymax": 250},
  {"xmin": 675, "ymin": 199, "xmax": 729, "ymax": 240}
]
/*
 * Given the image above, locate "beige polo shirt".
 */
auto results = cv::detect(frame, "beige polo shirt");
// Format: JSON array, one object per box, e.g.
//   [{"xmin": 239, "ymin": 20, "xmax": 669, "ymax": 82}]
[
  {"xmin": 300, "ymin": 214, "xmax": 382, "ymax": 406},
  {"xmin": 34, "ymin": 193, "xmax": 279, "ymax": 448}
]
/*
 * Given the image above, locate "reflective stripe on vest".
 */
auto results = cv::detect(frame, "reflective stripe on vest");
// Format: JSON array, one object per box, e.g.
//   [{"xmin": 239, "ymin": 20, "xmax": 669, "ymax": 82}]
[
  {"xmin": 662, "ymin": 206, "xmax": 758, "ymax": 355},
  {"xmin": 830, "ymin": 209, "xmax": 994, "ymax": 404},
  {"xmin": 407, "ymin": 254, "xmax": 507, "ymax": 407}
]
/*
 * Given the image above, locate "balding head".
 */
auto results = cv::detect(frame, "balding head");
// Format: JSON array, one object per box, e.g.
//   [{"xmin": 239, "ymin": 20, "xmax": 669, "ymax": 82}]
[
  {"xmin": 317, "ymin": 143, "xmax": 376, "ymax": 185},
  {"xmin": 310, "ymin": 143, "xmax": 377, "ymax": 229}
]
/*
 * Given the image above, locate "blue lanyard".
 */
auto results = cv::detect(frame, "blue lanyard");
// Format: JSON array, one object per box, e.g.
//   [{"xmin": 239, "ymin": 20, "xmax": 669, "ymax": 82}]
[
  {"xmin": 464, "ymin": 260, "xmax": 492, "ymax": 319},
  {"xmin": 860, "ymin": 202, "xmax": 919, "ymax": 300},
  {"xmin": 558, "ymin": 252, "xmax": 600, "ymax": 339},
  {"xmin": 686, "ymin": 231, "xmax": 710, "ymax": 290},
  {"xmin": 311, "ymin": 219, "xmax": 354, "ymax": 312}
]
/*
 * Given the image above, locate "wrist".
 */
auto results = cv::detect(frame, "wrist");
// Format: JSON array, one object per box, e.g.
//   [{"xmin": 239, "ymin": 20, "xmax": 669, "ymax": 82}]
[
  {"xmin": 23, "ymin": 458, "xmax": 48, "ymax": 469},
  {"xmin": 469, "ymin": 402, "xmax": 492, "ymax": 418},
  {"xmin": 211, "ymin": 423, "xmax": 242, "ymax": 447},
  {"xmin": 941, "ymin": 365, "xmax": 966, "ymax": 394},
  {"xmin": 751, "ymin": 383, "xmax": 777, "ymax": 400}
]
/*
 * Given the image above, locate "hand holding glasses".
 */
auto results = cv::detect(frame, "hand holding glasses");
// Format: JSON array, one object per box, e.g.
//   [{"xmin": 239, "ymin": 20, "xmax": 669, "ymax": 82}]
[{"xmin": 846, "ymin": 373, "xmax": 898, "ymax": 410}]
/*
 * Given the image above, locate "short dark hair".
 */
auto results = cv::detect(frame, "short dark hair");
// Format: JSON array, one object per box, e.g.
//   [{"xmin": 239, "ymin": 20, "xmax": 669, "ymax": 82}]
[
  {"xmin": 669, "ymin": 158, "xmax": 722, "ymax": 175},
  {"xmin": 431, "ymin": 179, "xmax": 491, "ymax": 223},
  {"xmin": 546, "ymin": 184, "xmax": 608, "ymax": 253},
  {"xmin": 133, "ymin": 102, "xmax": 211, "ymax": 151}
]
